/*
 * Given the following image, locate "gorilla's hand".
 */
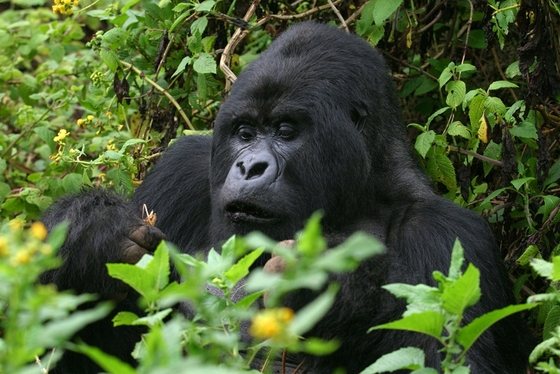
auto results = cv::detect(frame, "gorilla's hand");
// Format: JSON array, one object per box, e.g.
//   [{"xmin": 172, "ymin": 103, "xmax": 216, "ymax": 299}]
[
  {"xmin": 39, "ymin": 190, "xmax": 166, "ymax": 299},
  {"xmin": 124, "ymin": 224, "xmax": 167, "ymax": 264}
]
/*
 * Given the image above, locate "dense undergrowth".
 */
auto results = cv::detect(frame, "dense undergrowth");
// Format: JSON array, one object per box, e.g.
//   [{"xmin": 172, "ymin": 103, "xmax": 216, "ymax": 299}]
[{"xmin": 1, "ymin": 0, "xmax": 560, "ymax": 372}]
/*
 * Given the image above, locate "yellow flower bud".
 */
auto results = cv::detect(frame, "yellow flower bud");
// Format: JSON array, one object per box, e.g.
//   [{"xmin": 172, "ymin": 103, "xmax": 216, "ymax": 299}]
[
  {"xmin": 0, "ymin": 237, "xmax": 9, "ymax": 257},
  {"xmin": 13, "ymin": 250, "xmax": 31, "ymax": 265},
  {"xmin": 77, "ymin": 118, "xmax": 86, "ymax": 126},
  {"xmin": 30, "ymin": 222, "xmax": 48, "ymax": 241},
  {"xmin": 64, "ymin": 0, "xmax": 71, "ymax": 5},
  {"xmin": 87, "ymin": 115, "xmax": 94, "ymax": 121},
  {"xmin": 73, "ymin": 0, "xmax": 79, "ymax": 5}
]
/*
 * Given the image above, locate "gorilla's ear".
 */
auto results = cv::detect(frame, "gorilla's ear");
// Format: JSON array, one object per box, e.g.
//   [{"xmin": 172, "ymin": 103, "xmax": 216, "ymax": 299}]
[{"xmin": 351, "ymin": 104, "xmax": 368, "ymax": 133}]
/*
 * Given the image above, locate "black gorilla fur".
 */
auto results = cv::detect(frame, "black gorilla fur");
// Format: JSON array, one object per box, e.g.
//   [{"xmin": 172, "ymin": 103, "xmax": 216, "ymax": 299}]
[{"xmin": 40, "ymin": 22, "xmax": 532, "ymax": 373}]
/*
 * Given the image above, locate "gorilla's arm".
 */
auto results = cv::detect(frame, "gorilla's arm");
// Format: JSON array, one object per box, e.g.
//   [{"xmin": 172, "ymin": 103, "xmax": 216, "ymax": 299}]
[{"xmin": 132, "ymin": 135, "xmax": 213, "ymax": 253}]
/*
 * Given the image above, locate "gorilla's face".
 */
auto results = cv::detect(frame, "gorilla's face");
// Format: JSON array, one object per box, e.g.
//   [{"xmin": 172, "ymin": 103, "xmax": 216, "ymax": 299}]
[{"xmin": 210, "ymin": 73, "xmax": 370, "ymax": 241}]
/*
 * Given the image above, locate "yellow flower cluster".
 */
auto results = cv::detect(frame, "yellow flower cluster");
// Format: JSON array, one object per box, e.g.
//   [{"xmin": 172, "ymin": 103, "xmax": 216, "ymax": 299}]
[
  {"xmin": 0, "ymin": 221, "xmax": 53, "ymax": 266},
  {"xmin": 52, "ymin": 0, "xmax": 78, "ymax": 15},
  {"xmin": 53, "ymin": 129, "xmax": 70, "ymax": 144},
  {"xmin": 106, "ymin": 139, "xmax": 118, "ymax": 151},
  {"xmin": 77, "ymin": 114, "xmax": 95, "ymax": 128},
  {"xmin": 249, "ymin": 307, "xmax": 295, "ymax": 340}
]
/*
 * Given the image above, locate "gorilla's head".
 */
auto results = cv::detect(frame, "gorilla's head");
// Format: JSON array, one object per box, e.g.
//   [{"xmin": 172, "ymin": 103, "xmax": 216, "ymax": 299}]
[{"xmin": 210, "ymin": 22, "xmax": 425, "ymax": 241}]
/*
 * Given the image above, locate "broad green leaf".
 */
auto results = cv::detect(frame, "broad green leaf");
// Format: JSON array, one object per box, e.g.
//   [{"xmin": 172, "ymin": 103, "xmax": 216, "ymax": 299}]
[
  {"xmin": 0, "ymin": 182, "xmax": 10, "ymax": 202},
  {"xmin": 369, "ymin": 310, "xmax": 445, "ymax": 342},
  {"xmin": 382, "ymin": 283, "xmax": 440, "ymax": 315},
  {"xmin": 193, "ymin": 53, "xmax": 217, "ymax": 74},
  {"xmin": 133, "ymin": 308, "xmax": 173, "ymax": 326},
  {"xmin": 455, "ymin": 63, "xmax": 476, "ymax": 73},
  {"xmin": 224, "ymin": 248, "xmax": 264, "ymax": 284},
  {"xmin": 301, "ymin": 337, "xmax": 340, "ymax": 355},
  {"xmin": 426, "ymin": 151, "xmax": 457, "ymax": 189},
  {"xmin": 314, "ymin": 232, "xmax": 385, "ymax": 272},
  {"xmin": 484, "ymin": 96, "xmax": 506, "ymax": 116},
  {"xmin": 414, "ymin": 130, "xmax": 435, "ymax": 158},
  {"xmin": 146, "ymin": 241, "xmax": 170, "ymax": 291},
  {"xmin": 448, "ymin": 239, "xmax": 465, "ymax": 280},
  {"xmin": 62, "ymin": 173, "xmax": 83, "ymax": 193},
  {"xmin": 488, "ymin": 80, "xmax": 518, "ymax": 91},
  {"xmin": 107, "ymin": 262, "xmax": 156, "ymax": 300},
  {"xmin": 446, "ymin": 80, "xmax": 466, "ymax": 109},
  {"xmin": 426, "ymin": 106, "xmax": 450, "ymax": 127},
  {"xmin": 235, "ymin": 290, "xmax": 265, "ymax": 310},
  {"xmin": 511, "ymin": 177, "xmax": 535, "ymax": 190},
  {"xmin": 482, "ymin": 141, "xmax": 501, "ymax": 176},
  {"xmin": 543, "ymin": 306, "xmax": 560, "ymax": 339},
  {"xmin": 291, "ymin": 284, "xmax": 338, "ymax": 335},
  {"xmin": 447, "ymin": 121, "xmax": 471, "ymax": 139},
  {"xmin": 191, "ymin": 15, "xmax": 208, "ymax": 35},
  {"xmin": 99, "ymin": 49, "xmax": 120, "ymax": 72},
  {"xmin": 195, "ymin": 0, "xmax": 215, "ymax": 11},
  {"xmin": 505, "ymin": 61, "xmax": 521, "ymax": 78},
  {"xmin": 361, "ymin": 347, "xmax": 427, "ymax": 374},
  {"xmin": 297, "ymin": 211, "xmax": 327, "ymax": 257},
  {"xmin": 172, "ymin": 56, "xmax": 191, "ymax": 78},
  {"xmin": 552, "ymin": 256, "xmax": 560, "ymax": 281},
  {"xmin": 509, "ymin": 121, "xmax": 538, "ymax": 139},
  {"xmin": 468, "ymin": 94, "xmax": 486, "ymax": 129},
  {"xmin": 441, "ymin": 264, "xmax": 481, "ymax": 315},
  {"xmin": 113, "ymin": 311, "xmax": 139, "ymax": 326},
  {"xmin": 544, "ymin": 158, "xmax": 560, "ymax": 187},
  {"xmin": 439, "ymin": 67, "xmax": 453, "ymax": 88},
  {"xmin": 368, "ymin": 0, "xmax": 404, "ymax": 25},
  {"xmin": 456, "ymin": 303, "xmax": 537, "ymax": 352},
  {"xmin": 75, "ymin": 344, "xmax": 136, "ymax": 374},
  {"xmin": 517, "ymin": 244, "xmax": 541, "ymax": 266}
]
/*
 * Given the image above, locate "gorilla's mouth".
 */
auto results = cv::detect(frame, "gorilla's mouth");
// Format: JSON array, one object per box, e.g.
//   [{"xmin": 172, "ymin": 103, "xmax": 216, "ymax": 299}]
[{"xmin": 225, "ymin": 201, "xmax": 280, "ymax": 224}]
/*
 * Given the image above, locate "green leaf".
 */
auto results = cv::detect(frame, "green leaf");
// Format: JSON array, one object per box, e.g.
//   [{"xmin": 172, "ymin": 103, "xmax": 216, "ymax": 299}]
[
  {"xmin": 455, "ymin": 63, "xmax": 477, "ymax": 73},
  {"xmin": 488, "ymin": 80, "xmax": 518, "ymax": 91},
  {"xmin": 297, "ymin": 211, "xmax": 327, "ymax": 257},
  {"xmin": 113, "ymin": 311, "xmax": 139, "ymax": 326},
  {"xmin": 224, "ymin": 248, "xmax": 264, "ymax": 284},
  {"xmin": 468, "ymin": 94, "xmax": 486, "ymax": 129},
  {"xmin": 484, "ymin": 96, "xmax": 506, "ymax": 116},
  {"xmin": 448, "ymin": 239, "xmax": 465, "ymax": 280},
  {"xmin": 315, "ymin": 232, "xmax": 385, "ymax": 273},
  {"xmin": 369, "ymin": 310, "xmax": 445, "ymax": 342},
  {"xmin": 456, "ymin": 303, "xmax": 537, "ymax": 352},
  {"xmin": 505, "ymin": 61, "xmax": 521, "ymax": 78},
  {"xmin": 361, "ymin": 347, "xmax": 428, "ymax": 374},
  {"xmin": 426, "ymin": 150, "xmax": 457, "ymax": 189},
  {"xmin": 172, "ymin": 56, "xmax": 191, "ymax": 78},
  {"xmin": 191, "ymin": 16, "xmax": 208, "ymax": 35},
  {"xmin": 0, "ymin": 182, "xmax": 10, "ymax": 202},
  {"xmin": 544, "ymin": 158, "xmax": 560, "ymax": 187},
  {"xmin": 99, "ymin": 49, "xmax": 120, "ymax": 72},
  {"xmin": 439, "ymin": 67, "xmax": 453, "ymax": 88},
  {"xmin": 108, "ymin": 261, "xmax": 157, "ymax": 301},
  {"xmin": 447, "ymin": 121, "xmax": 471, "ymax": 139},
  {"xmin": 75, "ymin": 344, "xmax": 136, "ymax": 374},
  {"xmin": 62, "ymin": 173, "xmax": 83, "ymax": 193},
  {"xmin": 193, "ymin": 53, "xmax": 217, "ymax": 74},
  {"xmin": 511, "ymin": 177, "xmax": 535, "ymax": 190},
  {"xmin": 530, "ymin": 258, "xmax": 554, "ymax": 279},
  {"xmin": 441, "ymin": 264, "xmax": 481, "ymax": 315},
  {"xmin": 195, "ymin": 0, "xmax": 215, "ymax": 11},
  {"xmin": 445, "ymin": 80, "xmax": 466, "ymax": 109},
  {"xmin": 414, "ymin": 130, "xmax": 435, "ymax": 158},
  {"xmin": 509, "ymin": 121, "xmax": 538, "ymax": 139},
  {"xmin": 291, "ymin": 284, "xmax": 338, "ymax": 335},
  {"xmin": 368, "ymin": 0, "xmax": 404, "ymax": 25},
  {"xmin": 146, "ymin": 241, "xmax": 171, "ymax": 291},
  {"xmin": 543, "ymin": 306, "xmax": 560, "ymax": 339}
]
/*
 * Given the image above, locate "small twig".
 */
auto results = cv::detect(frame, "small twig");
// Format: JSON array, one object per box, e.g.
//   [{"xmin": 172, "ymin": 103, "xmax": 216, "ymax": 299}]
[
  {"xmin": 418, "ymin": 10, "xmax": 442, "ymax": 33},
  {"xmin": 270, "ymin": 0, "xmax": 343, "ymax": 20},
  {"xmin": 327, "ymin": 0, "xmax": 348, "ymax": 32},
  {"xmin": 460, "ymin": 0, "xmax": 474, "ymax": 66},
  {"xmin": 380, "ymin": 50, "xmax": 438, "ymax": 81},
  {"xmin": 119, "ymin": 60, "xmax": 194, "ymax": 130},
  {"xmin": 448, "ymin": 145, "xmax": 503, "ymax": 166},
  {"xmin": 344, "ymin": 1, "xmax": 366, "ymax": 25}
]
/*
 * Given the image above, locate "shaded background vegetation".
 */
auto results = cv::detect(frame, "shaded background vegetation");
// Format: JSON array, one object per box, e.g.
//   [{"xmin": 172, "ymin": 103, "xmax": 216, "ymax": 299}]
[{"xmin": 1, "ymin": 0, "xmax": 560, "ymax": 371}]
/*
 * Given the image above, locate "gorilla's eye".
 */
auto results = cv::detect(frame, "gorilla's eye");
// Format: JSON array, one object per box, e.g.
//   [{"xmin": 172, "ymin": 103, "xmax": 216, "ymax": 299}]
[
  {"xmin": 237, "ymin": 126, "xmax": 256, "ymax": 141},
  {"xmin": 278, "ymin": 124, "xmax": 297, "ymax": 139}
]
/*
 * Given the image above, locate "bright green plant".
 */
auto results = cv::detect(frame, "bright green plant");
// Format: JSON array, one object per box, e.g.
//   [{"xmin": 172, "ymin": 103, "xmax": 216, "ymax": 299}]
[{"xmin": 361, "ymin": 240, "xmax": 536, "ymax": 374}]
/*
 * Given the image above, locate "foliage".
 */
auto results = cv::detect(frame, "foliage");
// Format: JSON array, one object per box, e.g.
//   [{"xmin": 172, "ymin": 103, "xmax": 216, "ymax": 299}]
[
  {"xmin": 1, "ymin": 0, "xmax": 560, "ymax": 371},
  {"xmin": 361, "ymin": 240, "xmax": 537, "ymax": 374}
]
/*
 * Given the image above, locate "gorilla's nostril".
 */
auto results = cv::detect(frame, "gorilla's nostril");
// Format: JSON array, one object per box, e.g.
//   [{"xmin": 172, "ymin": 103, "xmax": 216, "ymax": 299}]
[
  {"xmin": 236, "ymin": 161, "xmax": 246, "ymax": 175},
  {"xmin": 246, "ymin": 162, "xmax": 268, "ymax": 180}
]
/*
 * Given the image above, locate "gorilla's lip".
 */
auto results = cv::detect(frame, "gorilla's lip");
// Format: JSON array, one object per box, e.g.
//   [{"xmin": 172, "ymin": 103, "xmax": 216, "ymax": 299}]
[{"xmin": 224, "ymin": 201, "xmax": 280, "ymax": 224}]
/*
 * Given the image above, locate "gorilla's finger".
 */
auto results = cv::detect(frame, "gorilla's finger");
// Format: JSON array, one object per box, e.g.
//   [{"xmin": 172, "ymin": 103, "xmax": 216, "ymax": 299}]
[
  {"xmin": 129, "ymin": 224, "xmax": 167, "ymax": 250},
  {"xmin": 122, "ymin": 240, "xmax": 149, "ymax": 264},
  {"xmin": 263, "ymin": 256, "xmax": 286, "ymax": 274}
]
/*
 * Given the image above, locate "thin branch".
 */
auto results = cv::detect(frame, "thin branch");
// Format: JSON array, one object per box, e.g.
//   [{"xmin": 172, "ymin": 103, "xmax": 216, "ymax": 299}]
[
  {"xmin": 327, "ymin": 0, "xmax": 348, "ymax": 32},
  {"xmin": 380, "ymin": 50, "xmax": 438, "ymax": 81},
  {"xmin": 448, "ymin": 145, "xmax": 503, "ymax": 166},
  {"xmin": 119, "ymin": 60, "xmax": 194, "ymax": 130}
]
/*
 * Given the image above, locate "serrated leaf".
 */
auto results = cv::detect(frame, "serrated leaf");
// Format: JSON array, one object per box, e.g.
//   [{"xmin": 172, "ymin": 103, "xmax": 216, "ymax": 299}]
[
  {"xmin": 441, "ymin": 264, "xmax": 481, "ymax": 315},
  {"xmin": 484, "ymin": 96, "xmax": 506, "ymax": 116},
  {"xmin": 361, "ymin": 347, "xmax": 427, "ymax": 374},
  {"xmin": 368, "ymin": 0, "xmax": 404, "ymax": 25},
  {"xmin": 488, "ymin": 80, "xmax": 518, "ymax": 91},
  {"xmin": 99, "ymin": 49, "xmax": 120, "ymax": 72},
  {"xmin": 543, "ymin": 306, "xmax": 560, "ymax": 339},
  {"xmin": 146, "ymin": 241, "xmax": 170, "ymax": 292},
  {"xmin": 172, "ymin": 56, "xmax": 191, "ymax": 78},
  {"xmin": 446, "ymin": 80, "xmax": 466, "ymax": 108},
  {"xmin": 455, "ymin": 63, "xmax": 477, "ymax": 73},
  {"xmin": 195, "ymin": 0, "xmax": 215, "ymax": 11},
  {"xmin": 456, "ymin": 303, "xmax": 537, "ymax": 352},
  {"xmin": 447, "ymin": 121, "xmax": 471, "ymax": 139},
  {"xmin": 426, "ymin": 151, "xmax": 457, "ymax": 189},
  {"xmin": 482, "ymin": 140, "xmax": 501, "ymax": 176},
  {"xmin": 191, "ymin": 15, "xmax": 208, "ymax": 35},
  {"xmin": 62, "ymin": 173, "xmax": 83, "ymax": 193},
  {"xmin": 224, "ymin": 248, "xmax": 264, "ymax": 284},
  {"xmin": 414, "ymin": 130, "xmax": 435, "ymax": 158},
  {"xmin": 193, "ymin": 53, "xmax": 216, "ymax": 74},
  {"xmin": 505, "ymin": 61, "xmax": 521, "ymax": 78},
  {"xmin": 509, "ymin": 121, "xmax": 538, "ymax": 139},
  {"xmin": 369, "ymin": 310, "xmax": 445, "ymax": 341},
  {"xmin": 530, "ymin": 258, "xmax": 554, "ymax": 279},
  {"xmin": 439, "ymin": 67, "xmax": 453, "ymax": 88},
  {"xmin": 468, "ymin": 94, "xmax": 486, "ymax": 129}
]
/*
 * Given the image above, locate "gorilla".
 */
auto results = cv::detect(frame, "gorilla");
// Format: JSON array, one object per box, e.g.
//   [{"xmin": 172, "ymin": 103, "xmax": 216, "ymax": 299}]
[{"xmin": 40, "ymin": 22, "xmax": 532, "ymax": 373}]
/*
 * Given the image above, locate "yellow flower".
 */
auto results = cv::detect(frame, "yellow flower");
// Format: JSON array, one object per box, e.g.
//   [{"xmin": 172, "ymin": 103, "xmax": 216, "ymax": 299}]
[
  {"xmin": 73, "ymin": 0, "xmax": 79, "ymax": 5},
  {"xmin": 63, "ymin": 0, "xmax": 71, "ymax": 5},
  {"xmin": 249, "ymin": 308, "xmax": 294, "ymax": 340},
  {"xmin": 77, "ymin": 118, "xmax": 85, "ymax": 127},
  {"xmin": 106, "ymin": 111, "xmax": 112, "ymax": 118},
  {"xmin": 87, "ymin": 115, "xmax": 94, "ymax": 121},
  {"xmin": 40, "ymin": 244, "xmax": 53, "ymax": 256},
  {"xmin": 30, "ymin": 222, "xmax": 48, "ymax": 241},
  {"xmin": 54, "ymin": 0, "xmax": 60, "ymax": 3},
  {"xmin": 12, "ymin": 250, "xmax": 31, "ymax": 265},
  {"xmin": 0, "ymin": 237, "xmax": 9, "ymax": 257},
  {"xmin": 54, "ymin": 129, "xmax": 69, "ymax": 143}
]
